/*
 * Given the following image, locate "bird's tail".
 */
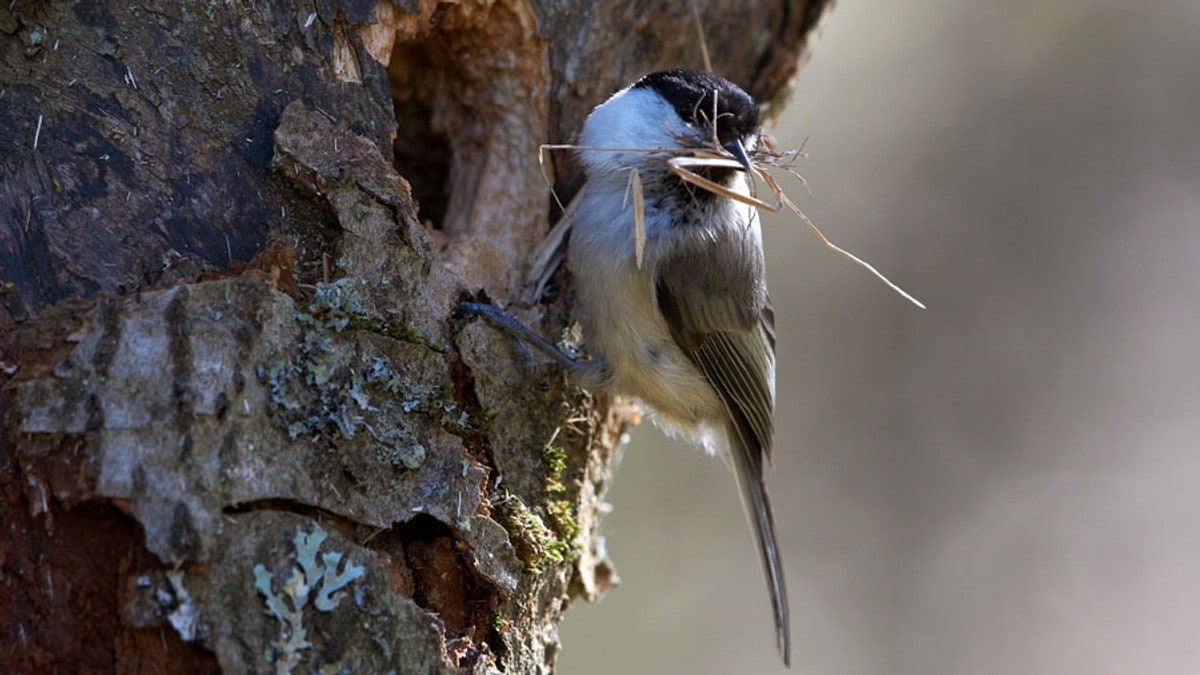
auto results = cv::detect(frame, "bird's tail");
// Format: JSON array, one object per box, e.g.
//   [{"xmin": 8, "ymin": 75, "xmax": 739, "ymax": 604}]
[{"xmin": 729, "ymin": 425, "xmax": 791, "ymax": 667}]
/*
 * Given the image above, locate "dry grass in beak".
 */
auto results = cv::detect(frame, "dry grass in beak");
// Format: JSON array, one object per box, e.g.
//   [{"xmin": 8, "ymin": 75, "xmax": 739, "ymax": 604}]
[
  {"xmin": 532, "ymin": 140, "xmax": 925, "ymax": 310},
  {"xmin": 667, "ymin": 154, "xmax": 780, "ymax": 210},
  {"xmin": 751, "ymin": 165, "xmax": 927, "ymax": 310},
  {"xmin": 668, "ymin": 143, "xmax": 927, "ymax": 310}
]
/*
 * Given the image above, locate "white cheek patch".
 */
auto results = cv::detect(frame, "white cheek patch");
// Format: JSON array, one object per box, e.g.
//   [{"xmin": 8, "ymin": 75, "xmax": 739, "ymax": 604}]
[{"xmin": 578, "ymin": 87, "xmax": 692, "ymax": 179}]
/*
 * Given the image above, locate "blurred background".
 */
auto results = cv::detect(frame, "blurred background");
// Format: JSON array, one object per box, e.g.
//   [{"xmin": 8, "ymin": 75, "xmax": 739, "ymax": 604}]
[{"xmin": 559, "ymin": 1, "xmax": 1200, "ymax": 673}]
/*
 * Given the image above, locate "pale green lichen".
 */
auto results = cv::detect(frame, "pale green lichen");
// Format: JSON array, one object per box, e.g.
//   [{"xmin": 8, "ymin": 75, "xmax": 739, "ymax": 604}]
[
  {"xmin": 256, "ymin": 296, "xmax": 460, "ymax": 469},
  {"xmin": 314, "ymin": 278, "xmax": 446, "ymax": 352},
  {"xmin": 253, "ymin": 525, "xmax": 366, "ymax": 675},
  {"xmin": 165, "ymin": 570, "xmax": 200, "ymax": 642}
]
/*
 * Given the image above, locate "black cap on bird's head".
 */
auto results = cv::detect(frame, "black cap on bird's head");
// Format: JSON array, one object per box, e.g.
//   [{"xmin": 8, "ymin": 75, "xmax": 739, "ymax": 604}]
[{"xmin": 633, "ymin": 69, "xmax": 759, "ymax": 171}]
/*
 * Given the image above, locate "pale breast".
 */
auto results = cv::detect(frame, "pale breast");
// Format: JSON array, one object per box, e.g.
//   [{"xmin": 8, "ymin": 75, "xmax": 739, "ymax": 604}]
[{"xmin": 568, "ymin": 188, "xmax": 726, "ymax": 427}]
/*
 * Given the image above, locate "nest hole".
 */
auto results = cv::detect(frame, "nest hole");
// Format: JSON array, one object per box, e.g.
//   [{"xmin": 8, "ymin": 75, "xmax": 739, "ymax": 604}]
[{"xmin": 389, "ymin": 42, "xmax": 454, "ymax": 230}]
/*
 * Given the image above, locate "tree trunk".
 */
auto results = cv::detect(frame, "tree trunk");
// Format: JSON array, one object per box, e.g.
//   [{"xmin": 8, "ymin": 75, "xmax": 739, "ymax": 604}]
[{"xmin": 0, "ymin": 1, "xmax": 829, "ymax": 672}]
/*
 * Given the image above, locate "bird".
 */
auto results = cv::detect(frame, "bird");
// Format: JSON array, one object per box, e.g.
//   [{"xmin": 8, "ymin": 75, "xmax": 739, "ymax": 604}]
[{"xmin": 462, "ymin": 68, "xmax": 789, "ymax": 665}]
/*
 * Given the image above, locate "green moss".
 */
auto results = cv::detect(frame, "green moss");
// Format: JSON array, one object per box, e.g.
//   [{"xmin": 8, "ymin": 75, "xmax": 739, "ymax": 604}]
[
  {"xmin": 501, "ymin": 491, "xmax": 582, "ymax": 573},
  {"xmin": 505, "ymin": 495, "xmax": 569, "ymax": 572},
  {"xmin": 493, "ymin": 430, "xmax": 585, "ymax": 570},
  {"xmin": 344, "ymin": 315, "xmax": 446, "ymax": 353},
  {"xmin": 490, "ymin": 612, "xmax": 511, "ymax": 634},
  {"xmin": 542, "ymin": 440, "xmax": 568, "ymax": 494},
  {"xmin": 545, "ymin": 499, "xmax": 581, "ymax": 557}
]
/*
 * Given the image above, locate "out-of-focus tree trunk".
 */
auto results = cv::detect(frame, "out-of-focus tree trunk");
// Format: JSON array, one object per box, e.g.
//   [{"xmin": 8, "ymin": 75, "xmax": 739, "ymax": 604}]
[{"xmin": 0, "ymin": 1, "xmax": 830, "ymax": 672}]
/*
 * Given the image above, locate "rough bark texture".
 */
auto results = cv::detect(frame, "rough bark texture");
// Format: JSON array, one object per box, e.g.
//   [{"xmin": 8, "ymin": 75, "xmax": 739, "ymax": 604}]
[{"xmin": 0, "ymin": 1, "xmax": 830, "ymax": 672}]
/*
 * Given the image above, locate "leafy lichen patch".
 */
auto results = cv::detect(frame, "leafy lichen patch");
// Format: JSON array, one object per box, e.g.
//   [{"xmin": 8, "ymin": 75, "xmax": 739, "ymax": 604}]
[{"xmin": 253, "ymin": 524, "xmax": 366, "ymax": 674}]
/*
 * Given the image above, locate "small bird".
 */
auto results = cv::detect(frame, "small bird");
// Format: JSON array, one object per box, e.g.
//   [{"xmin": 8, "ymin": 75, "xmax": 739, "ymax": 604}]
[{"xmin": 463, "ymin": 69, "xmax": 789, "ymax": 665}]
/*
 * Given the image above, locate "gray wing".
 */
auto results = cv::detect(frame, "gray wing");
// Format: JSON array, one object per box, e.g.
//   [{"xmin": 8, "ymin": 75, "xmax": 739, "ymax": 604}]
[
  {"xmin": 655, "ymin": 250, "xmax": 789, "ymax": 665},
  {"xmin": 654, "ymin": 243, "xmax": 776, "ymax": 462}
]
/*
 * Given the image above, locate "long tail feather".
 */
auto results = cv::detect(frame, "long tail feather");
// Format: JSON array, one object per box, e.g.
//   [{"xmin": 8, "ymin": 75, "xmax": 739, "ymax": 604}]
[{"xmin": 729, "ymin": 426, "xmax": 791, "ymax": 666}]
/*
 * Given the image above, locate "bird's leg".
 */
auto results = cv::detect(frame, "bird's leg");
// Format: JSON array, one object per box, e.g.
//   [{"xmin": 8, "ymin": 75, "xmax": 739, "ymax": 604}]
[{"xmin": 458, "ymin": 303, "xmax": 608, "ymax": 388}]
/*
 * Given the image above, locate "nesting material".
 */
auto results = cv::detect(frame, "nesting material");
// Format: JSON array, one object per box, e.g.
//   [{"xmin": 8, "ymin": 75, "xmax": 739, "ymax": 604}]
[{"xmin": 529, "ymin": 125, "xmax": 925, "ymax": 310}]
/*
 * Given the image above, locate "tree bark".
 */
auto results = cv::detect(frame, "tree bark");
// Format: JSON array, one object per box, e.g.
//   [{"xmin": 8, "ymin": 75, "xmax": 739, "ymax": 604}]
[{"xmin": 0, "ymin": 1, "xmax": 830, "ymax": 672}]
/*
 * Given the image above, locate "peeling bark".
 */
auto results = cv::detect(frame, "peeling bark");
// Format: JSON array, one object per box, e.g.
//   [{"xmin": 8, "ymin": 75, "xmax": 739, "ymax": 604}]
[{"xmin": 0, "ymin": 1, "xmax": 831, "ymax": 672}]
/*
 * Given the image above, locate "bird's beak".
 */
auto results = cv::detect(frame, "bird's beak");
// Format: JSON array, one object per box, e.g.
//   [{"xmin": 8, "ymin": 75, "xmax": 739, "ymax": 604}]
[{"xmin": 726, "ymin": 137, "xmax": 754, "ymax": 173}]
